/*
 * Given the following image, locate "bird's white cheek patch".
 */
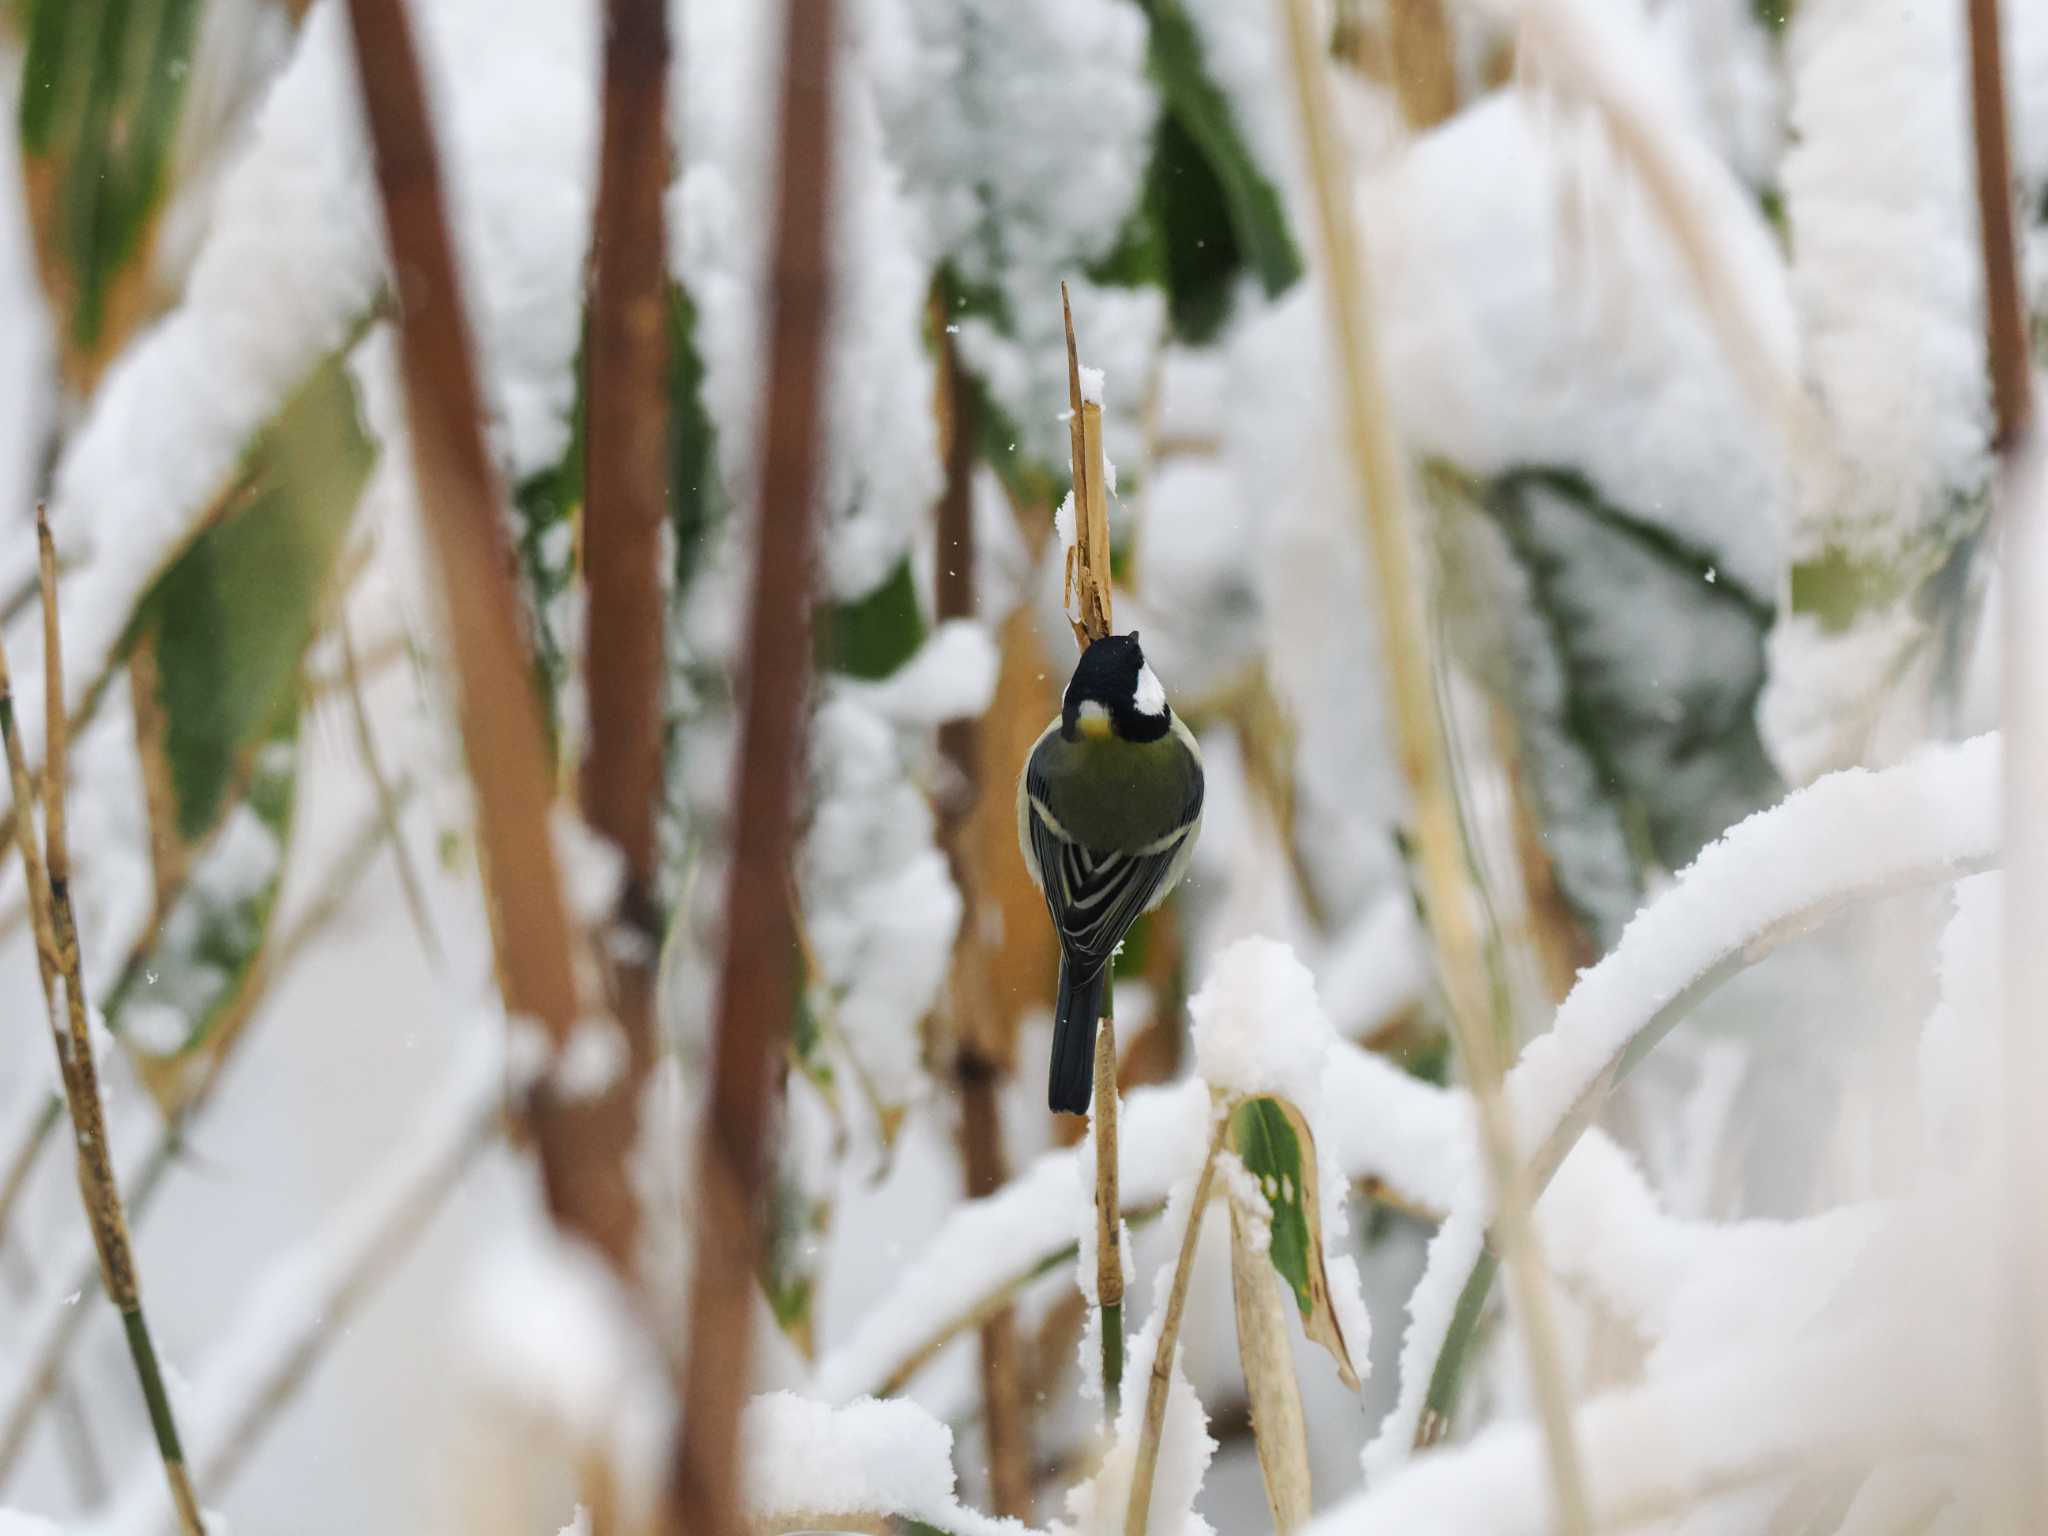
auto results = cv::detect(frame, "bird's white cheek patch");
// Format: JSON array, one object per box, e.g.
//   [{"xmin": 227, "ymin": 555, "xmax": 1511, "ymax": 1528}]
[{"xmin": 1133, "ymin": 663, "xmax": 1167, "ymax": 718}]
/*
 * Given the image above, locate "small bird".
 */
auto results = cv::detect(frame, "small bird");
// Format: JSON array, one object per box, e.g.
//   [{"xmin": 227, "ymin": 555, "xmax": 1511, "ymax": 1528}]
[{"xmin": 1018, "ymin": 632, "xmax": 1204, "ymax": 1115}]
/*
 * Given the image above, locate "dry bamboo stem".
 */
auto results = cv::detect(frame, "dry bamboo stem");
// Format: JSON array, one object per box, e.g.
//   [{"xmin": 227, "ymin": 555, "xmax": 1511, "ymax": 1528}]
[
  {"xmin": 1125, "ymin": 1113, "xmax": 1230, "ymax": 1536},
  {"xmin": 932, "ymin": 293, "xmax": 1033, "ymax": 1518},
  {"xmin": 0, "ymin": 517, "xmax": 204, "ymax": 1534},
  {"xmin": 671, "ymin": 0, "xmax": 837, "ymax": 1528},
  {"xmin": 341, "ymin": 0, "xmax": 635, "ymax": 1270},
  {"xmin": 582, "ymin": 0, "xmax": 671, "ymax": 1102},
  {"xmin": 1274, "ymin": 0, "xmax": 1590, "ymax": 1526},
  {"xmin": 1060, "ymin": 282, "xmax": 1128, "ymax": 1419}
]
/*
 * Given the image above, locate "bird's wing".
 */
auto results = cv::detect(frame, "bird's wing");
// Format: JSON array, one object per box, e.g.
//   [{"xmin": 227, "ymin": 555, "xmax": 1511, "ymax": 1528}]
[{"xmin": 1025, "ymin": 756, "xmax": 1198, "ymax": 974}]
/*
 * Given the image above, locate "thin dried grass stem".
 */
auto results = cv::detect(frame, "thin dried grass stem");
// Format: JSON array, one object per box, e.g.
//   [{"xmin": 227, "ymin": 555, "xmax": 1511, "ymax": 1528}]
[
  {"xmin": 1275, "ymin": 1, "xmax": 1590, "ymax": 1526},
  {"xmin": 0, "ymin": 797, "xmax": 401, "ymax": 1479},
  {"xmin": 0, "ymin": 515, "xmax": 204, "ymax": 1534},
  {"xmin": 1125, "ymin": 1112, "xmax": 1230, "ymax": 1536},
  {"xmin": 339, "ymin": 612, "xmax": 441, "ymax": 966}
]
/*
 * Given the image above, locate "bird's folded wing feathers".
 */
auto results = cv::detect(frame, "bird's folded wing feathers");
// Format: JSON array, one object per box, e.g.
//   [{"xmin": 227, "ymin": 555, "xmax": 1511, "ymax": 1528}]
[{"xmin": 1024, "ymin": 785, "xmax": 1197, "ymax": 973}]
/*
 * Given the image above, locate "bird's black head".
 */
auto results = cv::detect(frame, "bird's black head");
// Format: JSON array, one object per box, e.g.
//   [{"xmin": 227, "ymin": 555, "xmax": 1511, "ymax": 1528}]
[{"xmin": 1062, "ymin": 632, "xmax": 1171, "ymax": 744}]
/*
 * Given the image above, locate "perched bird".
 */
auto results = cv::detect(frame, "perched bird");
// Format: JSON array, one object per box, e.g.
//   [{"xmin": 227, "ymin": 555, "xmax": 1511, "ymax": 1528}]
[{"xmin": 1018, "ymin": 632, "xmax": 1204, "ymax": 1115}]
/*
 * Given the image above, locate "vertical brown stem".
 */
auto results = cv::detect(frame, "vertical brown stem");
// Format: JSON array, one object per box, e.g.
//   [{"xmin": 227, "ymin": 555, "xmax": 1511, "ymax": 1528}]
[
  {"xmin": 340, "ymin": 0, "xmax": 634, "ymax": 1266},
  {"xmin": 1969, "ymin": 0, "xmax": 2031, "ymax": 451},
  {"xmin": 671, "ymin": 0, "xmax": 837, "ymax": 1529},
  {"xmin": 933, "ymin": 298, "xmax": 1033, "ymax": 1518},
  {"xmin": 581, "ymin": 0, "xmax": 672, "ymax": 1273}
]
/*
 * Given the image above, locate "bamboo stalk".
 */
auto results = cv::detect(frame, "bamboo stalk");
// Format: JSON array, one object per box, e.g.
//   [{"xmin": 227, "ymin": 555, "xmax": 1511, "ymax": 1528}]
[
  {"xmin": 1274, "ymin": 0, "xmax": 1590, "ymax": 1527},
  {"xmin": 1059, "ymin": 282, "xmax": 1129, "ymax": 1429},
  {"xmin": 1093, "ymin": 1014, "xmax": 1125, "ymax": 1414},
  {"xmin": 1125, "ymin": 1113, "xmax": 1230, "ymax": 1536},
  {"xmin": 0, "ymin": 515, "xmax": 204, "ymax": 1534},
  {"xmin": 582, "ymin": 0, "xmax": 671, "ymax": 1096},
  {"xmin": 932, "ymin": 291, "xmax": 1033, "ymax": 1519},
  {"xmin": 340, "ymin": 0, "xmax": 634, "ymax": 1271},
  {"xmin": 671, "ymin": 0, "xmax": 837, "ymax": 1528}
]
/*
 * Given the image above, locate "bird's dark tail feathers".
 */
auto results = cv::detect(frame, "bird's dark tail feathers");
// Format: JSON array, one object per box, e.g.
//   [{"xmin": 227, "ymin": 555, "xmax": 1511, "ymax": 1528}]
[{"xmin": 1050, "ymin": 956, "xmax": 1108, "ymax": 1116}]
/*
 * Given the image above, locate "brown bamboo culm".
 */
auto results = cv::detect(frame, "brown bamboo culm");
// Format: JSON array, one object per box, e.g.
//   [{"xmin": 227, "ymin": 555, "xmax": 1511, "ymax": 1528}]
[{"xmin": 671, "ymin": 0, "xmax": 839, "ymax": 1530}]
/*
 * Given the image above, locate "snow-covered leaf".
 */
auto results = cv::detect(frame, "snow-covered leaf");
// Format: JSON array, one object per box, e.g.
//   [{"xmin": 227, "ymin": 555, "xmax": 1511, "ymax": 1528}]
[
  {"xmin": 130, "ymin": 351, "xmax": 368, "ymax": 847},
  {"xmin": 1229, "ymin": 1094, "xmax": 1361, "ymax": 1390},
  {"xmin": 1476, "ymin": 469, "xmax": 1782, "ymax": 944},
  {"xmin": 19, "ymin": 0, "xmax": 202, "ymax": 373}
]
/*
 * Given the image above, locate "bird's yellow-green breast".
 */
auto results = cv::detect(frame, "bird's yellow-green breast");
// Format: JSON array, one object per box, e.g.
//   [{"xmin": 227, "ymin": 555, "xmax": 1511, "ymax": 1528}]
[{"xmin": 1029, "ymin": 726, "xmax": 1197, "ymax": 851}]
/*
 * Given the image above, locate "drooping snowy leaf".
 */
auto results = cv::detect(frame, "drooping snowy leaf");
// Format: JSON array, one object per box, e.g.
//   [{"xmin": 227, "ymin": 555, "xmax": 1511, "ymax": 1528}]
[
  {"xmin": 1138, "ymin": 0, "xmax": 1300, "ymax": 326},
  {"xmin": 1475, "ymin": 469, "xmax": 1782, "ymax": 946},
  {"xmin": 130, "ymin": 352, "xmax": 369, "ymax": 847},
  {"xmin": 1229, "ymin": 1094, "xmax": 1361, "ymax": 1390},
  {"xmin": 18, "ymin": 0, "xmax": 202, "ymax": 374}
]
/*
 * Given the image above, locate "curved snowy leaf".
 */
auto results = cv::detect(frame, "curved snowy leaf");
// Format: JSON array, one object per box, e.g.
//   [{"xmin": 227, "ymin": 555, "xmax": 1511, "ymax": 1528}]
[
  {"xmin": 1376, "ymin": 736, "xmax": 1999, "ymax": 1467},
  {"xmin": 1472, "ymin": 469, "xmax": 1782, "ymax": 946},
  {"xmin": 1139, "ymin": 0, "xmax": 1300, "ymax": 310},
  {"xmin": 131, "ymin": 353, "xmax": 369, "ymax": 846},
  {"xmin": 19, "ymin": 0, "xmax": 202, "ymax": 372},
  {"xmin": 1230, "ymin": 1094, "xmax": 1361, "ymax": 1389}
]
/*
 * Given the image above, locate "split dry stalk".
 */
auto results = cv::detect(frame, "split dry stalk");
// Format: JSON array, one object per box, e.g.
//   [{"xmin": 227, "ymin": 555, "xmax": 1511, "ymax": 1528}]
[
  {"xmin": 1970, "ymin": 0, "xmax": 2048, "ymax": 1523},
  {"xmin": 1060, "ymin": 281, "xmax": 1129, "ymax": 1423},
  {"xmin": 1125, "ymin": 1112, "xmax": 1230, "ymax": 1536},
  {"xmin": 341, "ymin": 0, "xmax": 637, "ymax": 1272},
  {"xmin": 582, "ymin": 0, "xmax": 671, "ymax": 1111},
  {"xmin": 1275, "ymin": 0, "xmax": 1590, "ymax": 1527},
  {"xmin": 0, "ymin": 516, "xmax": 204, "ymax": 1534},
  {"xmin": 671, "ymin": 0, "xmax": 837, "ymax": 1528},
  {"xmin": 1061, "ymin": 281, "xmax": 1114, "ymax": 647}
]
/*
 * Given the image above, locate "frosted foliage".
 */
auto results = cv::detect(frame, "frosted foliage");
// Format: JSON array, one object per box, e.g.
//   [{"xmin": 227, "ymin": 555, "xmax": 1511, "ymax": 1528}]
[
  {"xmin": 1781, "ymin": 0, "xmax": 1990, "ymax": 567},
  {"xmin": 671, "ymin": 0, "xmax": 940, "ymax": 602},
  {"xmin": 1919, "ymin": 874, "xmax": 2001, "ymax": 1172},
  {"xmin": 1352, "ymin": 94, "xmax": 1789, "ymax": 599},
  {"xmin": 956, "ymin": 280, "xmax": 1167, "ymax": 478},
  {"xmin": 742, "ymin": 1393, "xmax": 1013, "ymax": 1531},
  {"xmin": 12, "ymin": 0, "xmax": 596, "ymax": 774},
  {"xmin": 880, "ymin": 0, "xmax": 1151, "ymax": 289},
  {"xmin": 1227, "ymin": 297, "xmax": 1403, "ymax": 919},
  {"xmin": 1190, "ymin": 936, "xmax": 1332, "ymax": 1106},
  {"xmin": 799, "ymin": 697, "xmax": 963, "ymax": 1107}
]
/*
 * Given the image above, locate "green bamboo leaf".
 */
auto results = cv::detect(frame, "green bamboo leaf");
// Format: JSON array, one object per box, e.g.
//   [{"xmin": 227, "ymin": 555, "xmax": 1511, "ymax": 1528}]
[
  {"xmin": 1229, "ymin": 1094, "xmax": 1360, "ymax": 1390},
  {"xmin": 1480, "ymin": 469, "xmax": 1782, "ymax": 946},
  {"xmin": 131, "ymin": 352, "xmax": 370, "ymax": 844},
  {"xmin": 19, "ymin": 0, "xmax": 203, "ymax": 360},
  {"xmin": 1140, "ymin": 0, "xmax": 1301, "ymax": 306}
]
